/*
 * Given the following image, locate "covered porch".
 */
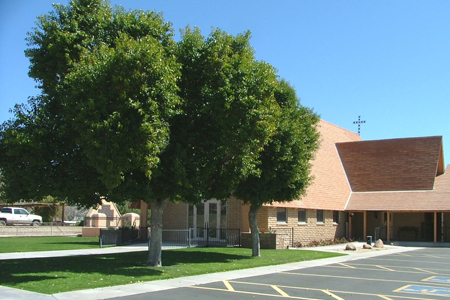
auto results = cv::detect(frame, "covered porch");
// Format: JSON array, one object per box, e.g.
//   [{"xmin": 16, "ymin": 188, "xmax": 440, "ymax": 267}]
[{"xmin": 348, "ymin": 210, "xmax": 450, "ymax": 243}]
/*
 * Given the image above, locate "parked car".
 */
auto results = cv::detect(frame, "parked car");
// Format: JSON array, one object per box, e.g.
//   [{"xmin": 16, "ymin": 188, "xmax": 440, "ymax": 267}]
[{"xmin": 0, "ymin": 207, "xmax": 43, "ymax": 226}]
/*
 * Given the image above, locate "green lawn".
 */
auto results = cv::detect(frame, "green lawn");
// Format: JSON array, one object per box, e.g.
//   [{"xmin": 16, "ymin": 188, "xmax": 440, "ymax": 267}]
[
  {"xmin": 0, "ymin": 247, "xmax": 343, "ymax": 294},
  {"xmin": 0, "ymin": 236, "xmax": 100, "ymax": 253}
]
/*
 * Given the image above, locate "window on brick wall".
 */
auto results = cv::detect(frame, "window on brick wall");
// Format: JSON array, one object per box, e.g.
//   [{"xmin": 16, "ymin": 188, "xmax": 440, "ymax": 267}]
[
  {"xmin": 298, "ymin": 209, "xmax": 307, "ymax": 223},
  {"xmin": 277, "ymin": 207, "xmax": 287, "ymax": 223},
  {"xmin": 317, "ymin": 210, "xmax": 324, "ymax": 223},
  {"xmin": 333, "ymin": 211, "xmax": 340, "ymax": 224}
]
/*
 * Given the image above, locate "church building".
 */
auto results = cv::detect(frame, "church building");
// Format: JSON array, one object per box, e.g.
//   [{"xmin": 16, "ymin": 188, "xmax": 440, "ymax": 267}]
[{"xmin": 157, "ymin": 120, "xmax": 448, "ymax": 247}]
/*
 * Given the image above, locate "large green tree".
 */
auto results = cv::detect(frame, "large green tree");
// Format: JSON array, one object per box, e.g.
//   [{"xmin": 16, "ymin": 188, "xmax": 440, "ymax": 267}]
[
  {"xmin": 0, "ymin": 0, "xmax": 180, "ymax": 206},
  {"xmin": 113, "ymin": 27, "xmax": 281, "ymax": 266},
  {"xmin": 175, "ymin": 27, "xmax": 280, "ymax": 200},
  {"xmin": 0, "ymin": 0, "xmax": 282, "ymax": 267},
  {"xmin": 0, "ymin": 0, "xmax": 180, "ymax": 264},
  {"xmin": 234, "ymin": 80, "xmax": 320, "ymax": 257}
]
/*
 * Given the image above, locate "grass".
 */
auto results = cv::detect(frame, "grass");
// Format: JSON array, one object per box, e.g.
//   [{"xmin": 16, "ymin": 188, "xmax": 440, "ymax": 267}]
[
  {"xmin": 0, "ymin": 236, "xmax": 100, "ymax": 253},
  {"xmin": 0, "ymin": 247, "xmax": 343, "ymax": 294}
]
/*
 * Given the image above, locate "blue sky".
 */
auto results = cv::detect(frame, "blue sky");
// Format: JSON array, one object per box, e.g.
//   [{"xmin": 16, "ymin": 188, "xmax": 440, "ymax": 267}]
[{"xmin": 1, "ymin": 0, "xmax": 449, "ymax": 165}]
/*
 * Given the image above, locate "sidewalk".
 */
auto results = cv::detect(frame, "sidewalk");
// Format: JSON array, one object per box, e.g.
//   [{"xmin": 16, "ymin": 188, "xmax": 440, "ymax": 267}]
[
  {"xmin": 0, "ymin": 243, "xmax": 149, "ymax": 260},
  {"xmin": 0, "ymin": 243, "xmax": 421, "ymax": 300}
]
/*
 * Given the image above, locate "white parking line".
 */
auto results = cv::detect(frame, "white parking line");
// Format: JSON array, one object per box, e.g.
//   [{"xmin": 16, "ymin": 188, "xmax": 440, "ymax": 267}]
[
  {"xmin": 271, "ymin": 285, "xmax": 290, "ymax": 297},
  {"xmin": 322, "ymin": 289, "xmax": 345, "ymax": 300}
]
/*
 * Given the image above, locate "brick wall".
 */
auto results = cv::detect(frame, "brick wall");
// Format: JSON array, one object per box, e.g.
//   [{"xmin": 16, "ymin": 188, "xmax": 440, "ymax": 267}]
[
  {"xmin": 266, "ymin": 208, "xmax": 347, "ymax": 247},
  {"xmin": 257, "ymin": 206, "xmax": 270, "ymax": 232},
  {"xmin": 293, "ymin": 210, "xmax": 345, "ymax": 246},
  {"xmin": 162, "ymin": 198, "xmax": 245, "ymax": 231},
  {"xmin": 241, "ymin": 232, "xmax": 290, "ymax": 249},
  {"xmin": 161, "ymin": 198, "xmax": 348, "ymax": 247},
  {"xmin": 227, "ymin": 197, "xmax": 243, "ymax": 230},
  {"xmin": 162, "ymin": 202, "xmax": 188, "ymax": 229}
]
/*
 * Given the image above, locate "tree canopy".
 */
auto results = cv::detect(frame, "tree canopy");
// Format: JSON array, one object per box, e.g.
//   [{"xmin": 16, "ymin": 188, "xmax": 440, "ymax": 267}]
[
  {"xmin": 1, "ymin": 0, "xmax": 180, "ymax": 206},
  {"xmin": 0, "ymin": 0, "xmax": 320, "ymax": 264},
  {"xmin": 112, "ymin": 27, "xmax": 282, "ymax": 266},
  {"xmin": 234, "ymin": 80, "xmax": 320, "ymax": 256},
  {"xmin": 172, "ymin": 27, "xmax": 280, "ymax": 201}
]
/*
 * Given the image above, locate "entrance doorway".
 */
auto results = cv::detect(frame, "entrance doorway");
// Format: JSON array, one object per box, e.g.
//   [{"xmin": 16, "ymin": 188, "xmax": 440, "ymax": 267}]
[{"xmin": 189, "ymin": 200, "xmax": 226, "ymax": 239}]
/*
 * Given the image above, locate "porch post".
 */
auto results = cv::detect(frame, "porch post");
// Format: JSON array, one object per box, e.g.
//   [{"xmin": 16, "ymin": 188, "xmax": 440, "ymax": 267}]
[
  {"xmin": 363, "ymin": 211, "xmax": 367, "ymax": 239},
  {"xmin": 348, "ymin": 212, "xmax": 352, "ymax": 239},
  {"xmin": 387, "ymin": 211, "xmax": 390, "ymax": 242},
  {"xmin": 434, "ymin": 212, "xmax": 438, "ymax": 243},
  {"xmin": 140, "ymin": 200, "xmax": 149, "ymax": 239}
]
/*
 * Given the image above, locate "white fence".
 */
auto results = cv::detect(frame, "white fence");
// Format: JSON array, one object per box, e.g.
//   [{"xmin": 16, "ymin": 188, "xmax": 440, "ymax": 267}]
[{"xmin": 148, "ymin": 228, "xmax": 241, "ymax": 248}]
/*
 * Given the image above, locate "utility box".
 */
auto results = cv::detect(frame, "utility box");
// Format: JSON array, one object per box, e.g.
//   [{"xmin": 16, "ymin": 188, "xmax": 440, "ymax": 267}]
[{"xmin": 367, "ymin": 235, "xmax": 372, "ymax": 245}]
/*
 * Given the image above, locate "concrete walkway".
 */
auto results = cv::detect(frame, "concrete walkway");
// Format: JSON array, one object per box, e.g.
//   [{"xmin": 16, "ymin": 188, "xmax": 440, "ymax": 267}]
[
  {"xmin": 0, "ymin": 244, "xmax": 150, "ymax": 260},
  {"xmin": 0, "ymin": 243, "xmax": 421, "ymax": 300}
]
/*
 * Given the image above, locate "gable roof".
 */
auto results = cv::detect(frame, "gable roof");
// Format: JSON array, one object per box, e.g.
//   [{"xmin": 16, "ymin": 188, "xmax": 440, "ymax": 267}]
[
  {"xmin": 265, "ymin": 123, "xmax": 447, "ymax": 212},
  {"xmin": 346, "ymin": 164, "xmax": 450, "ymax": 212},
  {"xmin": 336, "ymin": 136, "xmax": 443, "ymax": 192},
  {"xmin": 266, "ymin": 120, "xmax": 361, "ymax": 210}
]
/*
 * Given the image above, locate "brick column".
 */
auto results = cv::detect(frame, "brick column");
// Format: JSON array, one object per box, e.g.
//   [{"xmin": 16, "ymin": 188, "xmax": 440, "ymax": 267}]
[{"xmin": 140, "ymin": 200, "xmax": 149, "ymax": 239}]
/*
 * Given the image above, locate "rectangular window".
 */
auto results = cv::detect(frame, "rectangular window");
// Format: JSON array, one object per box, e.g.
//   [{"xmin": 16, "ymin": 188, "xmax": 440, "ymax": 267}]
[
  {"xmin": 317, "ymin": 210, "xmax": 324, "ymax": 223},
  {"xmin": 333, "ymin": 211, "xmax": 340, "ymax": 224},
  {"xmin": 298, "ymin": 209, "xmax": 306, "ymax": 223},
  {"xmin": 277, "ymin": 207, "xmax": 287, "ymax": 223}
]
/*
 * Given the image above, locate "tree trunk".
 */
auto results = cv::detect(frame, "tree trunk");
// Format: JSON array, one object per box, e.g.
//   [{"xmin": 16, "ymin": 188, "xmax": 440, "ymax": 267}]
[
  {"xmin": 147, "ymin": 199, "xmax": 168, "ymax": 267},
  {"xmin": 249, "ymin": 203, "xmax": 261, "ymax": 257}
]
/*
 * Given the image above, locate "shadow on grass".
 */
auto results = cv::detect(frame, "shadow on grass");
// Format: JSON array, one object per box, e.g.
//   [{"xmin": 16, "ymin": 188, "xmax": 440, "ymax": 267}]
[
  {"xmin": 0, "ymin": 248, "xmax": 251, "ymax": 286},
  {"xmin": 0, "ymin": 252, "xmax": 156, "ymax": 286},
  {"xmin": 162, "ymin": 249, "xmax": 251, "ymax": 266},
  {"xmin": 8, "ymin": 274, "xmax": 68, "ymax": 284}
]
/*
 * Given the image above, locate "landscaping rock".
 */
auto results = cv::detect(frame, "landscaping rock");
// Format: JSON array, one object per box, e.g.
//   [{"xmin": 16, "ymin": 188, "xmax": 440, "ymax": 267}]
[
  {"xmin": 345, "ymin": 243, "xmax": 356, "ymax": 251},
  {"xmin": 363, "ymin": 243, "xmax": 372, "ymax": 249},
  {"xmin": 375, "ymin": 239, "xmax": 384, "ymax": 248}
]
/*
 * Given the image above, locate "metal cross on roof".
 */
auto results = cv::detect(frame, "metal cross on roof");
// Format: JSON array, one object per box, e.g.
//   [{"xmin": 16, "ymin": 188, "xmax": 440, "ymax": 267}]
[{"xmin": 353, "ymin": 115, "xmax": 366, "ymax": 136}]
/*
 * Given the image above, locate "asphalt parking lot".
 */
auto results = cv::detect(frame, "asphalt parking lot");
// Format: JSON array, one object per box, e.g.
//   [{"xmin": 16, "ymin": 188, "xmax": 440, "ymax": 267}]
[{"xmin": 113, "ymin": 247, "xmax": 450, "ymax": 300}]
